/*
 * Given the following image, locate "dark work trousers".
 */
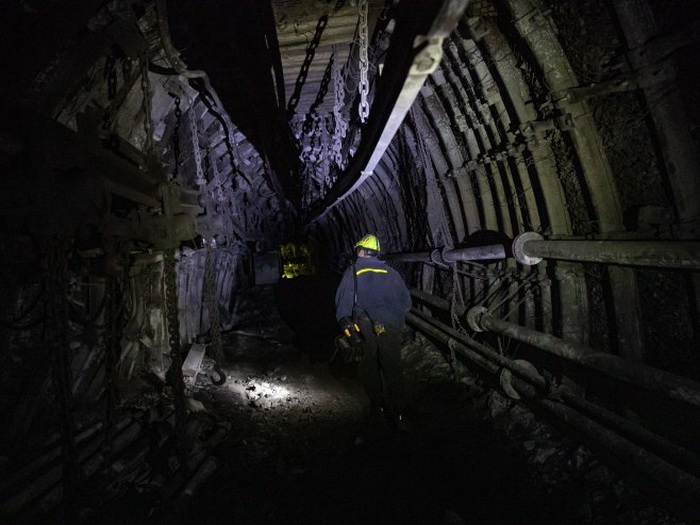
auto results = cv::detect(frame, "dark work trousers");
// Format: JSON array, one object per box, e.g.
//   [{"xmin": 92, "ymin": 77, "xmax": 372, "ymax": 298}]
[{"xmin": 357, "ymin": 318, "xmax": 404, "ymax": 419}]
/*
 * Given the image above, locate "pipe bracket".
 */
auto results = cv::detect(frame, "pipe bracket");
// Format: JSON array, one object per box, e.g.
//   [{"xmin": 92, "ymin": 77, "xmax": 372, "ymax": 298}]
[
  {"xmin": 500, "ymin": 359, "xmax": 540, "ymax": 400},
  {"xmin": 466, "ymin": 306, "xmax": 488, "ymax": 332},
  {"xmin": 512, "ymin": 231, "xmax": 544, "ymax": 265}
]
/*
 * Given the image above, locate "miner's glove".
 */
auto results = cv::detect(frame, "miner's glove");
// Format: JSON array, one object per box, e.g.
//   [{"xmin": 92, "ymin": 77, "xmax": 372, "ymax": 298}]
[{"xmin": 338, "ymin": 317, "xmax": 363, "ymax": 344}]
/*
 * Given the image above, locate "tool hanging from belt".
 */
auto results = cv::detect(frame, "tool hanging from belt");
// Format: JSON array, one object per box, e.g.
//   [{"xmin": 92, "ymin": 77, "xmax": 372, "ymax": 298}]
[
  {"xmin": 339, "ymin": 316, "xmax": 363, "ymax": 344},
  {"xmin": 335, "ymin": 262, "xmax": 365, "ymax": 364}
]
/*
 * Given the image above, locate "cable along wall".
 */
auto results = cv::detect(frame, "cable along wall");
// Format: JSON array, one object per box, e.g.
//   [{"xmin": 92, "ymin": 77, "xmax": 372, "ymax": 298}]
[
  {"xmin": 312, "ymin": 0, "xmax": 700, "ymax": 507},
  {"xmin": 313, "ymin": 2, "xmax": 700, "ymax": 481},
  {"xmin": 321, "ymin": 0, "xmax": 699, "ymax": 374}
]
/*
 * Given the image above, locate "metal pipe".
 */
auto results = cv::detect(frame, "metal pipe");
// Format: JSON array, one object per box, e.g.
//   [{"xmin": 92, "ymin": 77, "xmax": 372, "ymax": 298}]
[
  {"xmin": 555, "ymin": 386, "xmax": 700, "ymax": 479},
  {"xmin": 443, "ymin": 244, "xmax": 507, "ymax": 262},
  {"xmin": 384, "ymin": 244, "xmax": 507, "ymax": 264},
  {"xmin": 408, "ymin": 308, "xmax": 700, "ymax": 484},
  {"xmin": 384, "ymin": 250, "xmax": 435, "ymax": 263},
  {"xmin": 406, "ymin": 311, "xmax": 500, "ymax": 376},
  {"xmin": 409, "ymin": 288, "xmax": 451, "ymax": 313},
  {"xmin": 1, "ymin": 417, "xmax": 139, "ymax": 516},
  {"xmin": 513, "ymin": 232, "xmax": 700, "ymax": 270},
  {"xmin": 179, "ymin": 457, "xmax": 218, "ymax": 498},
  {"xmin": 536, "ymin": 399, "xmax": 700, "ymax": 504},
  {"xmin": 0, "ymin": 420, "xmax": 104, "ymax": 498},
  {"xmin": 30, "ymin": 418, "xmax": 144, "ymax": 518},
  {"xmin": 468, "ymin": 308, "xmax": 700, "ymax": 410},
  {"xmin": 407, "ymin": 309, "xmax": 546, "ymax": 388},
  {"xmin": 155, "ymin": 0, "xmax": 207, "ymax": 79}
]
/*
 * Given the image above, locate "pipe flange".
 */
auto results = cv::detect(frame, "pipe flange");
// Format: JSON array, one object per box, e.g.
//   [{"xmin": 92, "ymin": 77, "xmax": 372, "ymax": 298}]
[
  {"xmin": 499, "ymin": 359, "xmax": 539, "ymax": 400},
  {"xmin": 512, "ymin": 231, "xmax": 544, "ymax": 266},
  {"xmin": 429, "ymin": 248, "xmax": 444, "ymax": 265},
  {"xmin": 466, "ymin": 306, "xmax": 488, "ymax": 332}
]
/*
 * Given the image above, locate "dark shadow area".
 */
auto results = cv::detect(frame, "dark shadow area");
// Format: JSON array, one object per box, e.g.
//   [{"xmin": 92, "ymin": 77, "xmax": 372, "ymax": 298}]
[{"xmin": 274, "ymin": 272, "xmax": 341, "ymax": 366}]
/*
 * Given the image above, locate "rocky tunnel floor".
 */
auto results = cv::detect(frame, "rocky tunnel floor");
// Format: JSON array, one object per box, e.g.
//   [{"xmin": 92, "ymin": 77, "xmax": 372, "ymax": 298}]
[
  {"xmin": 127, "ymin": 322, "xmax": 681, "ymax": 525},
  {"xmin": 178, "ymin": 330, "xmax": 558, "ymax": 524},
  {"xmin": 20, "ymin": 318, "xmax": 686, "ymax": 525},
  {"xmin": 67, "ymin": 281, "xmax": 687, "ymax": 525}
]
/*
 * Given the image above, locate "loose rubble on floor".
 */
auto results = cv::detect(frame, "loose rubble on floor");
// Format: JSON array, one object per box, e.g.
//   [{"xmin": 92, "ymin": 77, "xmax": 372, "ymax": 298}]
[{"xmin": 0, "ymin": 323, "xmax": 689, "ymax": 524}]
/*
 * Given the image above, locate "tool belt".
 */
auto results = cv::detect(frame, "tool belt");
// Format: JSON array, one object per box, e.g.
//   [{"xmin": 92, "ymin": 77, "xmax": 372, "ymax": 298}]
[{"xmin": 353, "ymin": 313, "xmax": 386, "ymax": 336}]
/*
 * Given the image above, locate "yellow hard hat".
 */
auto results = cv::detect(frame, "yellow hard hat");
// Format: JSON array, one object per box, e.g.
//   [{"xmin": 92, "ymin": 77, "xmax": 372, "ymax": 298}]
[{"xmin": 355, "ymin": 234, "xmax": 380, "ymax": 252}]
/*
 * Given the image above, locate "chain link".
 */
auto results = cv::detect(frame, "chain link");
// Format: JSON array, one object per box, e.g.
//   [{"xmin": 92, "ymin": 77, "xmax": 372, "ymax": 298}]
[
  {"xmin": 332, "ymin": 50, "xmax": 348, "ymax": 168},
  {"xmin": 140, "ymin": 55, "xmax": 154, "ymax": 158},
  {"xmin": 164, "ymin": 249, "xmax": 189, "ymax": 460},
  {"xmin": 287, "ymin": 14, "xmax": 329, "ymax": 117},
  {"xmin": 188, "ymin": 104, "xmax": 206, "ymax": 186},
  {"xmin": 358, "ymin": 0, "xmax": 370, "ymax": 123},
  {"xmin": 170, "ymin": 94, "xmax": 182, "ymax": 181},
  {"xmin": 303, "ymin": 52, "xmax": 335, "ymax": 135},
  {"xmin": 204, "ymin": 243, "xmax": 224, "ymax": 363},
  {"xmin": 209, "ymin": 150, "xmax": 226, "ymax": 202},
  {"xmin": 299, "ymin": 49, "xmax": 335, "ymax": 170},
  {"xmin": 104, "ymin": 52, "xmax": 117, "ymax": 100},
  {"xmin": 103, "ymin": 276, "xmax": 120, "ymax": 467},
  {"xmin": 43, "ymin": 236, "xmax": 82, "ymax": 507},
  {"xmin": 300, "ymin": 114, "xmax": 335, "ymax": 209}
]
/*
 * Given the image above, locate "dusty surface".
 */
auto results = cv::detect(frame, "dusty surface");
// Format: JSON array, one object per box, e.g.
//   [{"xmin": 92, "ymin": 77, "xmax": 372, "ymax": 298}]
[
  {"xmin": 137, "ymin": 325, "xmax": 684, "ymax": 525},
  {"xmin": 180, "ymin": 330, "xmax": 558, "ymax": 524},
  {"xmin": 71, "ymin": 320, "xmax": 691, "ymax": 525}
]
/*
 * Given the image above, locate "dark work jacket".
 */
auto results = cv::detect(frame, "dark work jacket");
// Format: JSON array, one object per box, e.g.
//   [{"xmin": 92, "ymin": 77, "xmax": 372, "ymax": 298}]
[{"xmin": 335, "ymin": 256, "xmax": 412, "ymax": 328}]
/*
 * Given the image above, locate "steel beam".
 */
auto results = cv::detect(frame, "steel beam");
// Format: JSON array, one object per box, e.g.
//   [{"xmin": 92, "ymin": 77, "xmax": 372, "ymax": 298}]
[
  {"xmin": 305, "ymin": 0, "xmax": 469, "ymax": 224},
  {"xmin": 513, "ymin": 232, "xmax": 700, "ymax": 270},
  {"xmin": 467, "ymin": 307, "xmax": 700, "ymax": 410}
]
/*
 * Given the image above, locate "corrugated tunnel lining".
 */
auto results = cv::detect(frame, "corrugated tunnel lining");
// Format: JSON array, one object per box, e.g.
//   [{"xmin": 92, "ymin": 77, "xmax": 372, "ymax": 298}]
[{"xmin": 1, "ymin": 0, "xmax": 700, "ymax": 521}]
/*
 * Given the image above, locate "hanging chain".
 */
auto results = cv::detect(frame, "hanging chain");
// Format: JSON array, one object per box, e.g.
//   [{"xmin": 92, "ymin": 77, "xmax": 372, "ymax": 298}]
[
  {"xmin": 304, "ymin": 51, "xmax": 335, "ymax": 134},
  {"xmin": 358, "ymin": 0, "xmax": 370, "ymax": 123},
  {"xmin": 188, "ymin": 104, "xmax": 206, "ymax": 186},
  {"xmin": 103, "ymin": 275, "xmax": 120, "ymax": 467},
  {"xmin": 140, "ymin": 55, "xmax": 154, "ymax": 158},
  {"xmin": 204, "ymin": 243, "xmax": 224, "ymax": 363},
  {"xmin": 332, "ymin": 50, "xmax": 348, "ymax": 168},
  {"xmin": 301, "ymin": 115, "xmax": 332, "ymax": 209},
  {"xmin": 163, "ymin": 249, "xmax": 188, "ymax": 460},
  {"xmin": 43, "ymin": 236, "xmax": 82, "ymax": 509},
  {"xmin": 170, "ymin": 94, "xmax": 182, "ymax": 181},
  {"xmin": 303, "ymin": 114, "xmax": 323, "ymax": 165},
  {"xmin": 209, "ymin": 150, "xmax": 226, "ymax": 202},
  {"xmin": 104, "ymin": 51, "xmax": 118, "ymax": 101},
  {"xmin": 450, "ymin": 263, "xmax": 468, "ymax": 333},
  {"xmin": 287, "ymin": 14, "xmax": 329, "ymax": 117}
]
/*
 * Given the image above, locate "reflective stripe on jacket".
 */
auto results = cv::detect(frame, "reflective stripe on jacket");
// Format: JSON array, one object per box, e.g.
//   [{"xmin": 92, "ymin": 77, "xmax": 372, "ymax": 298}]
[{"xmin": 335, "ymin": 256, "xmax": 411, "ymax": 327}]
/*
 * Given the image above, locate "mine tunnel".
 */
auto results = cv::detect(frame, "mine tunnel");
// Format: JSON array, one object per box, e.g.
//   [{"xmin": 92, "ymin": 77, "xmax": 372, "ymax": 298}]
[{"xmin": 2, "ymin": 0, "xmax": 700, "ymax": 522}]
